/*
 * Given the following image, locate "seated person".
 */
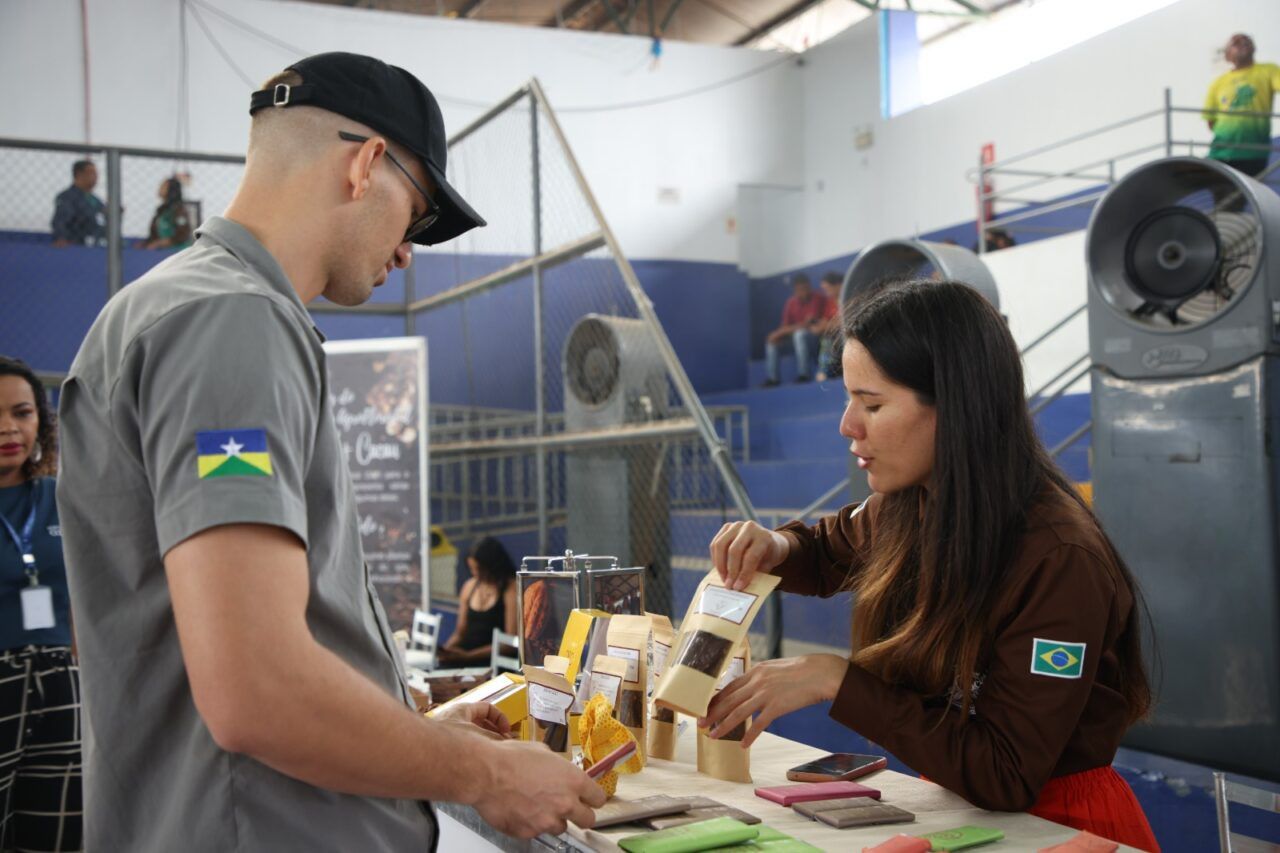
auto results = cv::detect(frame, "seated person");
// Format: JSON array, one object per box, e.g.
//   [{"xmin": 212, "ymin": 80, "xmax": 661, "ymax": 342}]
[
  {"xmin": 764, "ymin": 273, "xmax": 829, "ymax": 386},
  {"xmin": 812, "ymin": 271, "xmax": 843, "ymax": 381},
  {"xmin": 141, "ymin": 175, "xmax": 194, "ymax": 250},
  {"xmin": 437, "ymin": 536, "xmax": 518, "ymax": 667},
  {"xmin": 51, "ymin": 159, "xmax": 106, "ymax": 247}
]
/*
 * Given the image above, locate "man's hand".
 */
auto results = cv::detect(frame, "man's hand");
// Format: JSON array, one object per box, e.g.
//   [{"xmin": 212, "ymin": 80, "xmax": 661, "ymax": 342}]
[
  {"xmin": 432, "ymin": 701, "xmax": 512, "ymax": 738},
  {"xmin": 767, "ymin": 328, "xmax": 789, "ymax": 344},
  {"xmin": 471, "ymin": 740, "xmax": 607, "ymax": 839}
]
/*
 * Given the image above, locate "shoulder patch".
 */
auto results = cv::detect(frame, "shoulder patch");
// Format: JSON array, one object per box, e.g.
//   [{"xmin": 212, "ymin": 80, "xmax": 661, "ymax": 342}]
[
  {"xmin": 1031, "ymin": 638, "xmax": 1086, "ymax": 679},
  {"xmin": 196, "ymin": 428, "xmax": 273, "ymax": 479}
]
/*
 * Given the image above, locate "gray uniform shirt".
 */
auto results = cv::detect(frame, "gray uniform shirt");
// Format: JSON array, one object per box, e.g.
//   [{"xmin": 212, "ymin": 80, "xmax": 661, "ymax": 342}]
[{"xmin": 56, "ymin": 217, "xmax": 437, "ymax": 852}]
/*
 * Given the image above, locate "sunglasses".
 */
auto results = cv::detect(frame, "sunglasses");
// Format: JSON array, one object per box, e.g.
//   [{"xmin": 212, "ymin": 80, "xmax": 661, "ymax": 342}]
[{"xmin": 338, "ymin": 131, "xmax": 440, "ymax": 242}]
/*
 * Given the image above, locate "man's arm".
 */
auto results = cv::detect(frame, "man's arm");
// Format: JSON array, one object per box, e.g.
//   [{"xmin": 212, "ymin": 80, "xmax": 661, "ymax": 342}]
[
  {"xmin": 166, "ymin": 523, "xmax": 605, "ymax": 836},
  {"xmin": 50, "ymin": 192, "xmax": 73, "ymax": 245}
]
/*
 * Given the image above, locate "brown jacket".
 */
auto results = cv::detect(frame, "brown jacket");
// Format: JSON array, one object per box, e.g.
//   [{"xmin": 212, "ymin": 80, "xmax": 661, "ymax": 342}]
[{"xmin": 774, "ymin": 486, "xmax": 1138, "ymax": 812}]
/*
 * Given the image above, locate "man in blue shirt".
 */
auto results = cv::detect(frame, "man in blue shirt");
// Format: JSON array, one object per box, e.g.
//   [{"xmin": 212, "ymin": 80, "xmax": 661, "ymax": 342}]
[{"xmin": 50, "ymin": 160, "xmax": 106, "ymax": 246}]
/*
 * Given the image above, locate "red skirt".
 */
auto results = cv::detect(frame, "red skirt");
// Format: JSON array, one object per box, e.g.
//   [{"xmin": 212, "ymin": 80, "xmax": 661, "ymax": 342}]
[{"xmin": 1029, "ymin": 766, "xmax": 1160, "ymax": 852}]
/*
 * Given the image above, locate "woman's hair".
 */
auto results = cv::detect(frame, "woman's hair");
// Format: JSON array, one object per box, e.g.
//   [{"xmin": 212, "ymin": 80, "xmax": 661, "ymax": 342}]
[
  {"xmin": 469, "ymin": 536, "xmax": 517, "ymax": 586},
  {"xmin": 0, "ymin": 356, "xmax": 57, "ymax": 481},
  {"xmin": 159, "ymin": 176, "xmax": 184, "ymax": 209},
  {"xmin": 841, "ymin": 280, "xmax": 1151, "ymax": 722}
]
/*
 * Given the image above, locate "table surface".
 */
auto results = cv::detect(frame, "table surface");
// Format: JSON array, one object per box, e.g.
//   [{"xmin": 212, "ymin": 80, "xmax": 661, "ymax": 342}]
[{"xmin": 560, "ymin": 727, "xmax": 1140, "ymax": 852}]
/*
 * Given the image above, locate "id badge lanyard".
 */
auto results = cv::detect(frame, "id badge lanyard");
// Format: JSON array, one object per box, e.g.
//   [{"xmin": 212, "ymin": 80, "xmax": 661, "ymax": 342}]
[{"xmin": 1, "ymin": 480, "xmax": 55, "ymax": 631}]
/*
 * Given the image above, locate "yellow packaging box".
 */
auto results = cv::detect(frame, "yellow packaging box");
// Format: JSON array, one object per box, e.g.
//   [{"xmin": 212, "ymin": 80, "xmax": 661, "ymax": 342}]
[
  {"xmin": 426, "ymin": 672, "xmax": 527, "ymax": 727},
  {"xmin": 558, "ymin": 609, "xmax": 610, "ymax": 685}
]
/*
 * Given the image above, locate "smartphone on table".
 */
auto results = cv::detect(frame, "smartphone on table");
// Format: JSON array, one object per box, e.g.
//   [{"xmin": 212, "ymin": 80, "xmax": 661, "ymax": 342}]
[{"xmin": 786, "ymin": 752, "xmax": 887, "ymax": 783}]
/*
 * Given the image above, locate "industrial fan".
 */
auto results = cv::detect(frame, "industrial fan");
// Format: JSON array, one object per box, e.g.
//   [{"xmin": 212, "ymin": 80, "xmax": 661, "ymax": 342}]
[
  {"xmin": 562, "ymin": 315, "xmax": 671, "ymax": 610},
  {"xmin": 1087, "ymin": 157, "xmax": 1280, "ymax": 780}
]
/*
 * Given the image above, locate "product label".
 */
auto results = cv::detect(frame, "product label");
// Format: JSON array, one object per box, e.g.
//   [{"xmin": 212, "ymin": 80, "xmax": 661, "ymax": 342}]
[
  {"xmin": 607, "ymin": 645, "xmax": 641, "ymax": 683},
  {"xmin": 528, "ymin": 682, "xmax": 574, "ymax": 725},
  {"xmin": 696, "ymin": 586, "xmax": 758, "ymax": 624},
  {"xmin": 652, "ymin": 641, "xmax": 671, "ymax": 678},
  {"xmin": 715, "ymin": 656, "xmax": 746, "ymax": 691},
  {"xmin": 589, "ymin": 671, "xmax": 623, "ymax": 708}
]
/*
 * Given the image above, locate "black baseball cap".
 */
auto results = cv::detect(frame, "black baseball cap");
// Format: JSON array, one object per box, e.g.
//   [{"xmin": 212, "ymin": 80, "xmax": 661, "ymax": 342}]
[{"xmin": 249, "ymin": 52, "xmax": 485, "ymax": 246}]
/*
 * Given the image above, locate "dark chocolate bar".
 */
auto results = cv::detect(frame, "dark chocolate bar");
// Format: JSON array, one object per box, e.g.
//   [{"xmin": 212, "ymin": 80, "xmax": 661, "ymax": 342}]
[{"xmin": 673, "ymin": 630, "xmax": 732, "ymax": 677}]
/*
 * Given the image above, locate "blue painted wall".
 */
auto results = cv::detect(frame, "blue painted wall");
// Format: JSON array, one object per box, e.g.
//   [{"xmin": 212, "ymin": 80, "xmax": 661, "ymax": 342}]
[{"xmin": 1, "ymin": 242, "xmax": 749, "ymax": 402}]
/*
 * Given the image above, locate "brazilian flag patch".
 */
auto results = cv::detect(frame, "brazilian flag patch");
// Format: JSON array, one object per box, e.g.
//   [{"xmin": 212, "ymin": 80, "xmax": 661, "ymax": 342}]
[
  {"xmin": 196, "ymin": 428, "xmax": 273, "ymax": 479},
  {"xmin": 1031, "ymin": 638, "xmax": 1086, "ymax": 679}
]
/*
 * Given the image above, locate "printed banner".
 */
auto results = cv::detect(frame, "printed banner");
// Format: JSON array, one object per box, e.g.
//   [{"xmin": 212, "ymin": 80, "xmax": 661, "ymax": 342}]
[{"xmin": 324, "ymin": 337, "xmax": 429, "ymax": 632}]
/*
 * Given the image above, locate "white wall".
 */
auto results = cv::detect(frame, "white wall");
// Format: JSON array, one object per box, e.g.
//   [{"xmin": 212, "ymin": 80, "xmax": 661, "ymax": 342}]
[
  {"xmin": 983, "ymin": 231, "xmax": 1091, "ymax": 395},
  {"xmin": 778, "ymin": 0, "xmax": 1280, "ymax": 276},
  {"xmin": 0, "ymin": 0, "xmax": 803, "ymax": 263}
]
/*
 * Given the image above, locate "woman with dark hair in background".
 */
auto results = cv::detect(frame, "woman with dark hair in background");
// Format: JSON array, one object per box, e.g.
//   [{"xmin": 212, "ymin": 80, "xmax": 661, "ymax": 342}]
[
  {"xmin": 438, "ymin": 536, "xmax": 519, "ymax": 667},
  {"xmin": 0, "ymin": 356, "xmax": 81, "ymax": 851},
  {"xmin": 141, "ymin": 175, "xmax": 193, "ymax": 250},
  {"xmin": 703, "ymin": 281, "xmax": 1159, "ymax": 850}
]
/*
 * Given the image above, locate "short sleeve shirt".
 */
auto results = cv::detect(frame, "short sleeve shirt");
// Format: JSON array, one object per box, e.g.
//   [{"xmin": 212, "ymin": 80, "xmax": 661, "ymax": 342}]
[
  {"xmin": 781, "ymin": 292, "xmax": 829, "ymax": 327},
  {"xmin": 1203, "ymin": 63, "xmax": 1280, "ymax": 160},
  {"xmin": 56, "ymin": 217, "xmax": 436, "ymax": 852},
  {"xmin": 0, "ymin": 478, "xmax": 72, "ymax": 650}
]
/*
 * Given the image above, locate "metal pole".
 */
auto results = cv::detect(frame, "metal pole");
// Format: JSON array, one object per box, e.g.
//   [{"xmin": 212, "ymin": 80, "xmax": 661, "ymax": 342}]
[
  {"xmin": 1213, "ymin": 773, "xmax": 1231, "ymax": 853},
  {"xmin": 531, "ymin": 91, "xmax": 549, "ymax": 555},
  {"xmin": 1018, "ymin": 304, "xmax": 1086, "ymax": 357},
  {"xmin": 526, "ymin": 78, "xmax": 780, "ymax": 656},
  {"xmin": 105, "ymin": 147, "xmax": 122, "ymax": 296},
  {"xmin": 1164, "ymin": 87, "xmax": 1173, "ymax": 158},
  {"xmin": 977, "ymin": 148, "xmax": 986, "ymax": 255},
  {"xmin": 403, "ymin": 251, "xmax": 416, "ymax": 337}
]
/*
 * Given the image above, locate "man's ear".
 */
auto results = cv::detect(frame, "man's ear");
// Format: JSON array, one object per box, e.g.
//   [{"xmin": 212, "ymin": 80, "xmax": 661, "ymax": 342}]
[{"xmin": 347, "ymin": 136, "xmax": 386, "ymax": 201}]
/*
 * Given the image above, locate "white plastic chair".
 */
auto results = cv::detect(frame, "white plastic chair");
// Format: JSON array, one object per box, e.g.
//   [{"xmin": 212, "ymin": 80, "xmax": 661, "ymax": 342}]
[
  {"xmin": 1214, "ymin": 771, "xmax": 1280, "ymax": 852},
  {"xmin": 404, "ymin": 609, "xmax": 442, "ymax": 671},
  {"xmin": 490, "ymin": 628, "xmax": 521, "ymax": 675}
]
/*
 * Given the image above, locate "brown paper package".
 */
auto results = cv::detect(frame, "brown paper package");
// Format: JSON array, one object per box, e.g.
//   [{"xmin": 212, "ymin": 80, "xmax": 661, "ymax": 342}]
[
  {"xmin": 646, "ymin": 613, "xmax": 679, "ymax": 760},
  {"xmin": 653, "ymin": 571, "xmax": 780, "ymax": 718},
  {"xmin": 522, "ymin": 665, "xmax": 575, "ymax": 757},
  {"xmin": 696, "ymin": 637, "xmax": 752, "ymax": 782},
  {"xmin": 606, "ymin": 614, "xmax": 652, "ymax": 760}
]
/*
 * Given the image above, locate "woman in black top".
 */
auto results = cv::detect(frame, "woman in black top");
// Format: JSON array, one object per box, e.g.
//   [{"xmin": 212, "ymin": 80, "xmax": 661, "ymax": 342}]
[
  {"xmin": 0, "ymin": 356, "xmax": 81, "ymax": 851},
  {"xmin": 438, "ymin": 536, "xmax": 518, "ymax": 667}
]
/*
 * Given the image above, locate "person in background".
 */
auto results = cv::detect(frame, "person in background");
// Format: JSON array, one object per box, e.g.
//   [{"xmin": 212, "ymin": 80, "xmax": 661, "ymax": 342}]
[
  {"xmin": 812, "ymin": 271, "xmax": 843, "ymax": 382},
  {"xmin": 763, "ymin": 273, "xmax": 829, "ymax": 387},
  {"xmin": 1204, "ymin": 33, "xmax": 1280, "ymax": 178},
  {"xmin": 0, "ymin": 356, "xmax": 81, "ymax": 852},
  {"xmin": 50, "ymin": 160, "xmax": 105, "ymax": 247},
  {"xmin": 705, "ymin": 281, "xmax": 1159, "ymax": 851},
  {"xmin": 142, "ymin": 175, "xmax": 194, "ymax": 250},
  {"xmin": 438, "ymin": 536, "xmax": 518, "ymax": 667}
]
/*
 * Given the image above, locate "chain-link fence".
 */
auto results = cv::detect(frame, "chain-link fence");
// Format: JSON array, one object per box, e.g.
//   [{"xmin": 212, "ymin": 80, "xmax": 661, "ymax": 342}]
[
  {"xmin": 405, "ymin": 81, "xmax": 778, "ymax": 657},
  {"xmin": 1, "ymin": 82, "xmax": 784, "ymax": 658},
  {"xmin": 0, "ymin": 137, "xmax": 245, "ymax": 380}
]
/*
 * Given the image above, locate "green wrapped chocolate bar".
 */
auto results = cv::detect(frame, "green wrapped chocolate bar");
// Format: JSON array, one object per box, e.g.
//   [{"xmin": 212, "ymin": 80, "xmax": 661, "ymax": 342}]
[
  {"xmin": 619, "ymin": 817, "xmax": 759, "ymax": 853},
  {"xmin": 919, "ymin": 825, "xmax": 1005, "ymax": 851},
  {"xmin": 715, "ymin": 824, "xmax": 823, "ymax": 851}
]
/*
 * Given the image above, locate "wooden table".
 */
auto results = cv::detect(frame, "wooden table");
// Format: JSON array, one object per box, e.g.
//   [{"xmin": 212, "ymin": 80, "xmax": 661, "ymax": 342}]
[{"xmin": 440, "ymin": 726, "xmax": 1140, "ymax": 851}]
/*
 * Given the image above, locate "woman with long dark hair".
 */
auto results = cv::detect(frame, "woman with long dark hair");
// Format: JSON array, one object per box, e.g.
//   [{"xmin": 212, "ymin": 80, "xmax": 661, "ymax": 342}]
[
  {"xmin": 703, "ymin": 281, "xmax": 1158, "ymax": 850},
  {"xmin": 438, "ymin": 536, "xmax": 519, "ymax": 667},
  {"xmin": 0, "ymin": 356, "xmax": 81, "ymax": 850},
  {"xmin": 141, "ymin": 175, "xmax": 193, "ymax": 250}
]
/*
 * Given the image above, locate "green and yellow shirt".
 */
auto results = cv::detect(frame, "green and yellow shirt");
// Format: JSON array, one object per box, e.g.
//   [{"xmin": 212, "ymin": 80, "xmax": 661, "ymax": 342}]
[{"xmin": 1203, "ymin": 62, "xmax": 1280, "ymax": 161}]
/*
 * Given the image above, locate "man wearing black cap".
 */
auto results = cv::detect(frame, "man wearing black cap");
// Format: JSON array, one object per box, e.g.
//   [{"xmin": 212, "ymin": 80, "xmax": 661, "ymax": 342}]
[{"xmin": 56, "ymin": 53, "xmax": 605, "ymax": 851}]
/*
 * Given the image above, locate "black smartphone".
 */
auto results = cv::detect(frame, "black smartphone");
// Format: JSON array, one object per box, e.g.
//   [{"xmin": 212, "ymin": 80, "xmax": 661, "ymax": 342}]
[{"xmin": 785, "ymin": 752, "xmax": 887, "ymax": 783}]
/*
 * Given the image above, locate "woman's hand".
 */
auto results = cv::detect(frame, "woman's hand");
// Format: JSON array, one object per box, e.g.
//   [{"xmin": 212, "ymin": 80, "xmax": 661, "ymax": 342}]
[
  {"xmin": 710, "ymin": 521, "xmax": 792, "ymax": 591},
  {"xmin": 700, "ymin": 654, "xmax": 849, "ymax": 748}
]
